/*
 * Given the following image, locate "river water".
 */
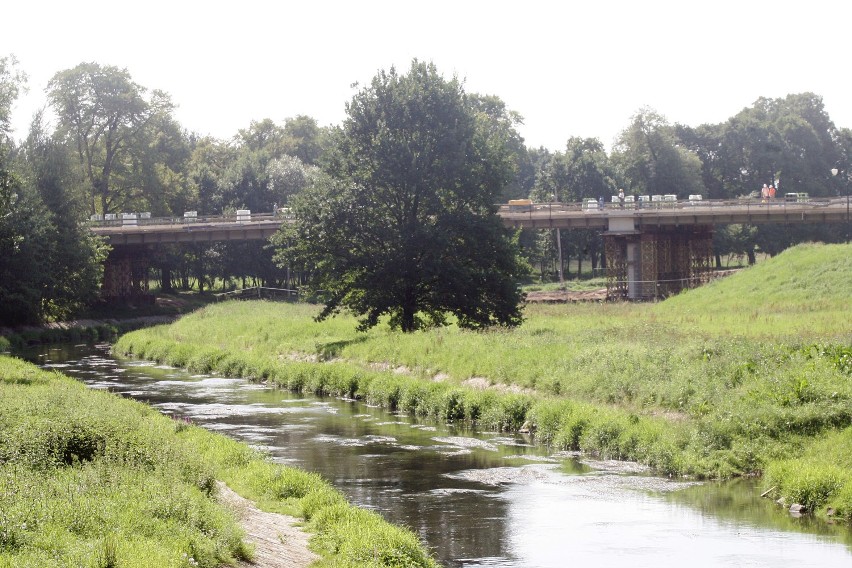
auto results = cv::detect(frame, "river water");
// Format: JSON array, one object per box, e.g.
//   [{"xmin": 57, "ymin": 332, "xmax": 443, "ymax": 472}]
[{"xmin": 21, "ymin": 343, "xmax": 852, "ymax": 567}]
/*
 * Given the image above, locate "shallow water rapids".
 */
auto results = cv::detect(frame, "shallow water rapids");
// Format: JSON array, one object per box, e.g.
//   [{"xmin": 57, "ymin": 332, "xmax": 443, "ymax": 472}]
[{"xmin": 22, "ymin": 343, "xmax": 852, "ymax": 567}]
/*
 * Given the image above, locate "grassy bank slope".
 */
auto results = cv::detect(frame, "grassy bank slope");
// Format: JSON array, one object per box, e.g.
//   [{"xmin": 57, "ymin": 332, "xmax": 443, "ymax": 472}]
[
  {"xmin": 114, "ymin": 243, "xmax": 852, "ymax": 523},
  {"xmin": 0, "ymin": 356, "xmax": 437, "ymax": 567},
  {"xmin": 652, "ymin": 242, "xmax": 852, "ymax": 338}
]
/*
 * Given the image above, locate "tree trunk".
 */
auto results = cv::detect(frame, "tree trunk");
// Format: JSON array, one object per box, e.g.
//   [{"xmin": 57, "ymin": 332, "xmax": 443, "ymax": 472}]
[{"xmin": 161, "ymin": 265, "xmax": 173, "ymax": 293}]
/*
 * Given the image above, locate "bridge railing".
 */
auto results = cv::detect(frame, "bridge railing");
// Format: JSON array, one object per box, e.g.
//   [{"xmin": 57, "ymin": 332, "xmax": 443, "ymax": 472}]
[
  {"xmin": 87, "ymin": 197, "xmax": 843, "ymax": 228},
  {"xmin": 497, "ymin": 196, "xmax": 839, "ymax": 216},
  {"xmin": 88, "ymin": 210, "xmax": 293, "ymax": 229}
]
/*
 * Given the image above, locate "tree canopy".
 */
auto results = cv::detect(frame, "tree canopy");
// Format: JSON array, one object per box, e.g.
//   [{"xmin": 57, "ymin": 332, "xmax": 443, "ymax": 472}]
[
  {"xmin": 4, "ymin": 52, "xmax": 852, "ymax": 324},
  {"xmin": 47, "ymin": 62, "xmax": 174, "ymax": 215},
  {"xmin": 275, "ymin": 60, "xmax": 526, "ymax": 332}
]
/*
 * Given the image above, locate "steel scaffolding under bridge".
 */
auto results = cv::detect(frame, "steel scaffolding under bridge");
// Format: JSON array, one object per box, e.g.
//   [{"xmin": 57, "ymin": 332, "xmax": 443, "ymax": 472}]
[
  {"xmin": 499, "ymin": 196, "xmax": 850, "ymax": 301},
  {"xmin": 89, "ymin": 197, "xmax": 851, "ymax": 301}
]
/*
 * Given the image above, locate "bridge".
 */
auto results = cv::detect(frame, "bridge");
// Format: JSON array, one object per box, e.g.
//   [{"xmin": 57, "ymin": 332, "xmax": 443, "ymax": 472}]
[
  {"xmin": 500, "ymin": 196, "xmax": 849, "ymax": 300},
  {"xmin": 90, "ymin": 197, "xmax": 850, "ymax": 301}
]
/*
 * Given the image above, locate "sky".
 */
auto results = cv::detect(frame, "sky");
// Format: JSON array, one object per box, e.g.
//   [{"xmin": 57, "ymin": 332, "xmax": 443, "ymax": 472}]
[{"xmin": 4, "ymin": 0, "xmax": 852, "ymax": 152}]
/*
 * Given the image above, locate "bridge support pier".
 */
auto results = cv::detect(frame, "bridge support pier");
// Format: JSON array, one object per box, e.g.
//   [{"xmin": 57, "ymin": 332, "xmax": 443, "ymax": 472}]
[
  {"xmin": 102, "ymin": 247, "xmax": 151, "ymax": 301},
  {"xmin": 604, "ymin": 224, "xmax": 713, "ymax": 301}
]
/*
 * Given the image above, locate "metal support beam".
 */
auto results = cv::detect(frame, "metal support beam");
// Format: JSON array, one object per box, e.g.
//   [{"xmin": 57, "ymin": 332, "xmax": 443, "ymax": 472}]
[
  {"xmin": 604, "ymin": 225, "xmax": 714, "ymax": 301},
  {"xmin": 102, "ymin": 247, "xmax": 151, "ymax": 300}
]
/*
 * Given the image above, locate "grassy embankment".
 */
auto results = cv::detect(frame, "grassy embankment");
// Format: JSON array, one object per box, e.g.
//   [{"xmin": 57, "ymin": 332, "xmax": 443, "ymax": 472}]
[
  {"xmin": 114, "ymin": 243, "xmax": 852, "ymax": 523},
  {"xmin": 0, "ymin": 356, "xmax": 437, "ymax": 567}
]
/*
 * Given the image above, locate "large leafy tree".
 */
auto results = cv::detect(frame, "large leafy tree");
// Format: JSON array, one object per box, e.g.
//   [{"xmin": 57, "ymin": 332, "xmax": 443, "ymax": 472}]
[
  {"xmin": 611, "ymin": 107, "xmax": 705, "ymax": 198},
  {"xmin": 276, "ymin": 60, "xmax": 525, "ymax": 332},
  {"xmin": 20, "ymin": 113, "xmax": 107, "ymax": 318},
  {"xmin": 0, "ymin": 109, "xmax": 106, "ymax": 325},
  {"xmin": 47, "ymin": 62, "xmax": 174, "ymax": 215},
  {"xmin": 281, "ymin": 115, "xmax": 328, "ymax": 165}
]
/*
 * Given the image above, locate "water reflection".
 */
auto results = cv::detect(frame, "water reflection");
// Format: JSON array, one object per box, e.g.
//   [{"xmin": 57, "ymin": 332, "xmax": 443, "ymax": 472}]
[{"xmin": 19, "ymin": 343, "xmax": 852, "ymax": 567}]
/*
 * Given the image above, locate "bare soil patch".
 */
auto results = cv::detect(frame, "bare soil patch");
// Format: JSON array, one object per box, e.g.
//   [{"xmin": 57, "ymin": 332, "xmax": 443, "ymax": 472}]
[
  {"xmin": 525, "ymin": 289, "xmax": 606, "ymax": 303},
  {"xmin": 216, "ymin": 482, "xmax": 318, "ymax": 568}
]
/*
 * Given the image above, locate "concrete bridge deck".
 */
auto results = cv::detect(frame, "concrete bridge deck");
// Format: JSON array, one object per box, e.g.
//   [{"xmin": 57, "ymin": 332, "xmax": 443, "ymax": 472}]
[
  {"xmin": 89, "ymin": 197, "xmax": 850, "ymax": 245},
  {"xmin": 89, "ymin": 197, "xmax": 849, "ymax": 301},
  {"xmin": 498, "ymin": 197, "xmax": 850, "ymax": 231}
]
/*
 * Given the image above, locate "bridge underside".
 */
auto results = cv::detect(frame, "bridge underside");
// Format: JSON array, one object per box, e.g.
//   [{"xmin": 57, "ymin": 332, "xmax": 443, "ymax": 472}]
[{"xmin": 604, "ymin": 225, "xmax": 714, "ymax": 301}]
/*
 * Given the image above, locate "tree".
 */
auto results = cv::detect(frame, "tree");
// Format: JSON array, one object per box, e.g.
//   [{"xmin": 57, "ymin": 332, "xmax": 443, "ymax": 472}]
[
  {"xmin": 0, "ymin": 55, "xmax": 26, "ymax": 137},
  {"xmin": 611, "ymin": 107, "xmax": 705, "ymax": 198},
  {"xmin": 281, "ymin": 115, "xmax": 327, "ymax": 165},
  {"xmin": 266, "ymin": 154, "xmax": 318, "ymax": 206},
  {"xmin": 275, "ymin": 60, "xmax": 526, "ymax": 332},
  {"xmin": 21, "ymin": 112, "xmax": 107, "ymax": 319},
  {"xmin": 47, "ymin": 62, "xmax": 174, "ymax": 215}
]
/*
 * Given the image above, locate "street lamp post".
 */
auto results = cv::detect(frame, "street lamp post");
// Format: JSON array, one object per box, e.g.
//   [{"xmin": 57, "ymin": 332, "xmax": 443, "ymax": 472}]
[{"xmin": 831, "ymin": 168, "xmax": 850, "ymax": 243}]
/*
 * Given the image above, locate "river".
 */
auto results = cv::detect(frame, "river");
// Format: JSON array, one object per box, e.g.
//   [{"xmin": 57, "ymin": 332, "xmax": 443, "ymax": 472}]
[{"xmin": 20, "ymin": 343, "xmax": 852, "ymax": 567}]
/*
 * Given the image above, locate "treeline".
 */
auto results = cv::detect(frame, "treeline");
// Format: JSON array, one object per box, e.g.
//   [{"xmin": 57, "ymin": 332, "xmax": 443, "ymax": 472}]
[{"xmin": 2, "ymin": 56, "xmax": 851, "ymax": 325}]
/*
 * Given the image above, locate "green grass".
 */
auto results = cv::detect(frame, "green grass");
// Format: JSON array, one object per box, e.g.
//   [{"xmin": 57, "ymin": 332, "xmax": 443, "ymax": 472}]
[
  {"xmin": 652, "ymin": 242, "xmax": 852, "ymax": 339},
  {"xmin": 0, "ymin": 356, "xmax": 437, "ymax": 567},
  {"xmin": 113, "ymin": 242, "xmax": 852, "ymax": 523}
]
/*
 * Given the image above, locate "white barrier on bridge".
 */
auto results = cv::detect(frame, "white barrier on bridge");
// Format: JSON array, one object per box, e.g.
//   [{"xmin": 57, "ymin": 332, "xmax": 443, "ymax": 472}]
[{"xmin": 236, "ymin": 209, "xmax": 251, "ymax": 223}]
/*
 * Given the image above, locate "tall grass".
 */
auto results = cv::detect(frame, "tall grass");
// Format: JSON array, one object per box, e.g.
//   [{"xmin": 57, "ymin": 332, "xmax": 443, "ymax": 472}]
[
  {"xmin": 0, "ymin": 356, "xmax": 437, "ymax": 567},
  {"xmin": 113, "ymin": 242, "xmax": 852, "ymax": 523}
]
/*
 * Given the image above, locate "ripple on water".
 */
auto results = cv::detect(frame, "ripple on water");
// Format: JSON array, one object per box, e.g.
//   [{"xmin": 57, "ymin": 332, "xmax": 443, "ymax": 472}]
[
  {"xmin": 434, "ymin": 448, "xmax": 473, "ymax": 456},
  {"xmin": 428, "ymin": 487, "xmax": 491, "ymax": 497},
  {"xmin": 154, "ymin": 402, "xmax": 309, "ymax": 420},
  {"xmin": 314, "ymin": 434, "xmax": 398, "ymax": 447},
  {"xmin": 197, "ymin": 376, "xmax": 236, "ymax": 383},
  {"xmin": 446, "ymin": 463, "xmax": 701, "ymax": 498},
  {"xmin": 432, "ymin": 436, "xmax": 498, "ymax": 452},
  {"xmin": 503, "ymin": 455, "xmax": 559, "ymax": 463},
  {"xmin": 445, "ymin": 465, "xmax": 555, "ymax": 486},
  {"xmin": 452, "ymin": 557, "xmax": 516, "ymax": 567},
  {"xmin": 204, "ymin": 423, "xmax": 242, "ymax": 432},
  {"xmin": 488, "ymin": 436, "xmax": 534, "ymax": 448}
]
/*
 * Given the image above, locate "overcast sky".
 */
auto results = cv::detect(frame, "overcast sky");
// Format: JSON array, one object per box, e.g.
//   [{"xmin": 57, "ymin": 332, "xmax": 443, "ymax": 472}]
[{"xmin": 4, "ymin": 0, "xmax": 851, "ymax": 151}]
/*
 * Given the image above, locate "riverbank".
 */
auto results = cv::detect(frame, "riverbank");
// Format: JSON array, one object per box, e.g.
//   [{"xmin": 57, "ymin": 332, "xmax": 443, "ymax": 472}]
[
  {"xmin": 0, "ymin": 291, "xmax": 222, "ymax": 351},
  {"xmin": 0, "ymin": 355, "xmax": 437, "ymax": 567},
  {"xmin": 0, "ymin": 315, "xmax": 177, "ymax": 349},
  {"xmin": 113, "ymin": 243, "xmax": 852, "ymax": 524}
]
